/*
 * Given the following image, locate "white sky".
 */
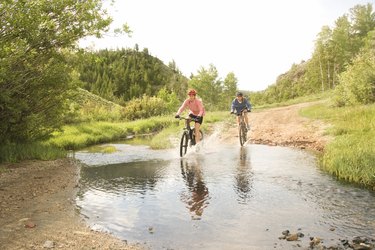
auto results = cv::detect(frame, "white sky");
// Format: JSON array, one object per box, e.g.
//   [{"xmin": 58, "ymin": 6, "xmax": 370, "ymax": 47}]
[{"xmin": 79, "ymin": 0, "xmax": 374, "ymax": 91}]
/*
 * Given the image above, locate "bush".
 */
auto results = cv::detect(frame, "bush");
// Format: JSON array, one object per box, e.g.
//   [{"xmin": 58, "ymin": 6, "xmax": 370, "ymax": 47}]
[
  {"xmin": 121, "ymin": 94, "xmax": 169, "ymax": 120},
  {"xmin": 333, "ymin": 49, "xmax": 375, "ymax": 106}
]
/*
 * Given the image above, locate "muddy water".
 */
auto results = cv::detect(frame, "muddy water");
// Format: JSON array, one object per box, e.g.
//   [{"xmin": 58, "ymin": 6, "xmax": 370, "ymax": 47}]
[{"xmin": 74, "ymin": 139, "xmax": 375, "ymax": 249}]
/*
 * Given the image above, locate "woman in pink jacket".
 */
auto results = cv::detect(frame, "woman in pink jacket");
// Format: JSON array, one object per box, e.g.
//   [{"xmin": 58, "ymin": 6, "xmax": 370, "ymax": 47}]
[{"xmin": 175, "ymin": 89, "xmax": 205, "ymax": 144}]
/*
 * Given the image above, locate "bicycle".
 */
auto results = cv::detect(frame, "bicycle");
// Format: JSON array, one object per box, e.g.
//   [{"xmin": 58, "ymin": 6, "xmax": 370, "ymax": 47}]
[
  {"xmin": 232, "ymin": 109, "xmax": 249, "ymax": 146},
  {"xmin": 177, "ymin": 117, "xmax": 204, "ymax": 157}
]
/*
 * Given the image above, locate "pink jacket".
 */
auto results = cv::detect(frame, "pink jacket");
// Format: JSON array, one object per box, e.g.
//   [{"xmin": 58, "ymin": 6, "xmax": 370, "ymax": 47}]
[{"xmin": 177, "ymin": 98, "xmax": 205, "ymax": 116}]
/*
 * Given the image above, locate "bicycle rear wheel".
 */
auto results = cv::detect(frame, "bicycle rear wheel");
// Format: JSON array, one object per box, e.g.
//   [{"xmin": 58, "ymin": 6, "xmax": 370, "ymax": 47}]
[
  {"xmin": 239, "ymin": 124, "xmax": 247, "ymax": 146},
  {"xmin": 180, "ymin": 132, "xmax": 189, "ymax": 157}
]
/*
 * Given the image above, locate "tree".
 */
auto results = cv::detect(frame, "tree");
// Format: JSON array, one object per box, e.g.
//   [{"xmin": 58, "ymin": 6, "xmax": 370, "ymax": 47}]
[
  {"xmin": 222, "ymin": 72, "xmax": 238, "ymax": 108},
  {"xmin": 0, "ymin": 0, "xmax": 112, "ymax": 143},
  {"xmin": 189, "ymin": 64, "xmax": 223, "ymax": 110},
  {"xmin": 333, "ymin": 30, "xmax": 375, "ymax": 106}
]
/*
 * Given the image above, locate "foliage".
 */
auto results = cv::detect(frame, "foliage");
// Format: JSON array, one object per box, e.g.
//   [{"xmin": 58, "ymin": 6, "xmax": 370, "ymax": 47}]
[
  {"xmin": 189, "ymin": 64, "xmax": 239, "ymax": 110},
  {"xmin": 121, "ymin": 95, "xmax": 170, "ymax": 120},
  {"xmin": 300, "ymin": 103, "xmax": 375, "ymax": 188},
  {"xmin": 157, "ymin": 87, "xmax": 180, "ymax": 112},
  {"xmin": 0, "ymin": 0, "xmax": 111, "ymax": 144},
  {"xmin": 64, "ymin": 88, "xmax": 125, "ymax": 123},
  {"xmin": 251, "ymin": 3, "xmax": 375, "ymax": 107},
  {"xmin": 332, "ymin": 32, "xmax": 375, "ymax": 106},
  {"xmin": 75, "ymin": 47, "xmax": 189, "ymax": 103}
]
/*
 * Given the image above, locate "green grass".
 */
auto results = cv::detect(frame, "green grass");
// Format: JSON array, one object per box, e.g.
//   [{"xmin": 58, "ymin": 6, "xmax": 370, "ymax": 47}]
[
  {"xmin": 254, "ymin": 91, "xmax": 333, "ymax": 110},
  {"xmin": 0, "ymin": 143, "xmax": 66, "ymax": 163},
  {"xmin": 48, "ymin": 116, "xmax": 174, "ymax": 150},
  {"xmin": 300, "ymin": 103, "xmax": 375, "ymax": 189}
]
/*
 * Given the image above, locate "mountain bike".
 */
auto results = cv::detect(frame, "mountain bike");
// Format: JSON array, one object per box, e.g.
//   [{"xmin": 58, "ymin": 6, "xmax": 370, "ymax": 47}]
[
  {"xmin": 232, "ymin": 109, "xmax": 249, "ymax": 146},
  {"xmin": 177, "ymin": 117, "xmax": 204, "ymax": 157}
]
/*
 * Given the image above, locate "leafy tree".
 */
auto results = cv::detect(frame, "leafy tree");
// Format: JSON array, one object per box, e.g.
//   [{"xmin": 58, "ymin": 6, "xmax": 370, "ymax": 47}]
[
  {"xmin": 189, "ymin": 64, "xmax": 223, "ymax": 110},
  {"xmin": 0, "ymin": 0, "xmax": 111, "ymax": 143},
  {"xmin": 222, "ymin": 72, "xmax": 238, "ymax": 109},
  {"xmin": 333, "ymin": 30, "xmax": 375, "ymax": 106}
]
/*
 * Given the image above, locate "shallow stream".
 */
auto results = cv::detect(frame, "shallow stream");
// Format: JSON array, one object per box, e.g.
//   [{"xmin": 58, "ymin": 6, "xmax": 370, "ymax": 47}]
[{"xmin": 73, "ymin": 136, "xmax": 375, "ymax": 249}]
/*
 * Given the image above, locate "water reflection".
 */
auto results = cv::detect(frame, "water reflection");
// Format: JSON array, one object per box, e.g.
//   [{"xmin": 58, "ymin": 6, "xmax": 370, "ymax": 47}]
[
  {"xmin": 234, "ymin": 147, "xmax": 253, "ymax": 203},
  {"xmin": 75, "ymin": 143, "xmax": 375, "ymax": 249},
  {"xmin": 180, "ymin": 157, "xmax": 210, "ymax": 219},
  {"xmin": 79, "ymin": 160, "xmax": 167, "ymax": 196}
]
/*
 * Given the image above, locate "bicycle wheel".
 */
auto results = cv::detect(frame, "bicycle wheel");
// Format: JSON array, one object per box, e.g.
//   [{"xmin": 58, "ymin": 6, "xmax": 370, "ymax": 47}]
[
  {"xmin": 180, "ymin": 132, "xmax": 189, "ymax": 157},
  {"xmin": 239, "ymin": 124, "xmax": 247, "ymax": 146}
]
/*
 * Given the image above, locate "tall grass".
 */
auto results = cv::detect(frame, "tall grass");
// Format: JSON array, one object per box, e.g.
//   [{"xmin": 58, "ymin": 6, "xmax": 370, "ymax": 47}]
[
  {"xmin": 0, "ymin": 143, "xmax": 66, "ymax": 163},
  {"xmin": 300, "ymin": 103, "xmax": 375, "ymax": 189},
  {"xmin": 48, "ymin": 116, "xmax": 174, "ymax": 150}
]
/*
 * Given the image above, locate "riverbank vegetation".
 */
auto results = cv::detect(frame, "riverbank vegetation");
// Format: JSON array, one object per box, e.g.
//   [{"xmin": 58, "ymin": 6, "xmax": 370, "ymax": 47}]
[
  {"xmin": 251, "ymin": 3, "xmax": 375, "ymax": 189},
  {"xmin": 301, "ymin": 103, "xmax": 375, "ymax": 189}
]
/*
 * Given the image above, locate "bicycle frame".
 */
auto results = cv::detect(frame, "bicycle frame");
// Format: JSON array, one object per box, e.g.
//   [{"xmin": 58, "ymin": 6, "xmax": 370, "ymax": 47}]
[{"xmin": 178, "ymin": 117, "xmax": 203, "ymax": 157}]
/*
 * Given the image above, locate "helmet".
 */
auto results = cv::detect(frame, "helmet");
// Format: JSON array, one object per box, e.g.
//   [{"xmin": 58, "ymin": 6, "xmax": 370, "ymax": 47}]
[
  {"xmin": 236, "ymin": 92, "xmax": 243, "ymax": 97},
  {"xmin": 188, "ymin": 89, "xmax": 197, "ymax": 96}
]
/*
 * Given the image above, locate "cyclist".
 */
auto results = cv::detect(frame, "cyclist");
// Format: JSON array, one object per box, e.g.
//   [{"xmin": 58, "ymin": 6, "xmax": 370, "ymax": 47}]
[
  {"xmin": 230, "ymin": 92, "xmax": 252, "ymax": 130},
  {"xmin": 175, "ymin": 89, "xmax": 205, "ymax": 144}
]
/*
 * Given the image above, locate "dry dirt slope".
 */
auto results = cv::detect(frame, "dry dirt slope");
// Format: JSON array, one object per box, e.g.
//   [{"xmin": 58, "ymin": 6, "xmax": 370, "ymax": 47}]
[{"xmin": 222, "ymin": 101, "xmax": 330, "ymax": 151}]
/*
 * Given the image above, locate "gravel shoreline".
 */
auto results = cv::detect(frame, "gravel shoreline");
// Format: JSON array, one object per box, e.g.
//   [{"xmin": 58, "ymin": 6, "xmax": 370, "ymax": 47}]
[{"xmin": 0, "ymin": 158, "xmax": 141, "ymax": 250}]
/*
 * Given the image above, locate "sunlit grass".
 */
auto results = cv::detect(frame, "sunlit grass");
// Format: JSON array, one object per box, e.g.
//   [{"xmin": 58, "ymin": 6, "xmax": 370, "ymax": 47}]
[
  {"xmin": 0, "ymin": 111, "xmax": 231, "ymax": 163},
  {"xmin": 84, "ymin": 145, "xmax": 118, "ymax": 153},
  {"xmin": 254, "ymin": 91, "xmax": 332, "ymax": 110},
  {"xmin": 48, "ymin": 116, "xmax": 173, "ymax": 150},
  {"xmin": 300, "ymin": 103, "xmax": 375, "ymax": 189},
  {"xmin": 149, "ymin": 125, "xmax": 180, "ymax": 149}
]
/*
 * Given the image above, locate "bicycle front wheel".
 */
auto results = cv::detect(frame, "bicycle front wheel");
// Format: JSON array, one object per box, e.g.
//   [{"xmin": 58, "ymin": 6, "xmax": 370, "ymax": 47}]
[
  {"xmin": 239, "ymin": 124, "xmax": 247, "ymax": 146},
  {"xmin": 180, "ymin": 132, "xmax": 189, "ymax": 157}
]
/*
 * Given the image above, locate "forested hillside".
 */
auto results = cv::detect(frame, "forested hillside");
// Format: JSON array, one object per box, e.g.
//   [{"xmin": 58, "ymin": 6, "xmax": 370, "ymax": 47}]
[
  {"xmin": 74, "ymin": 48, "xmax": 240, "ymax": 111},
  {"xmin": 75, "ymin": 46, "xmax": 189, "ymax": 104},
  {"xmin": 251, "ymin": 3, "xmax": 375, "ymax": 107}
]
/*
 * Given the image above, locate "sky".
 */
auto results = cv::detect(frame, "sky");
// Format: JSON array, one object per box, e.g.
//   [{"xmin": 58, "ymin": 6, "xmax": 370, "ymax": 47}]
[{"xmin": 79, "ymin": 0, "xmax": 374, "ymax": 91}]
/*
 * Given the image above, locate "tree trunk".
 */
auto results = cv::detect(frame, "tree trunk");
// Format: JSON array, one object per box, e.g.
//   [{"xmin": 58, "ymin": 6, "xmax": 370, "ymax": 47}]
[{"xmin": 319, "ymin": 53, "xmax": 325, "ymax": 92}]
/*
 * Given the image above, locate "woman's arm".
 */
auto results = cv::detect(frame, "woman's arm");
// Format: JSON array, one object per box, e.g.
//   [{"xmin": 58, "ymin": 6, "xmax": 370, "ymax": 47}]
[{"xmin": 176, "ymin": 99, "xmax": 188, "ymax": 115}]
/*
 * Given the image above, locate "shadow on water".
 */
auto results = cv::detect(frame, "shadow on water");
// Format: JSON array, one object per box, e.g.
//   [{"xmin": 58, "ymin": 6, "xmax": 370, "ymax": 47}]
[{"xmin": 74, "ymin": 138, "xmax": 375, "ymax": 250}]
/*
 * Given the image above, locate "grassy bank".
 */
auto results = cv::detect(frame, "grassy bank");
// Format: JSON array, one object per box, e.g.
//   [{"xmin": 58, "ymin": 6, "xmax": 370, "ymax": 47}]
[
  {"xmin": 50, "ymin": 111, "xmax": 229, "ymax": 151},
  {"xmin": 300, "ymin": 103, "xmax": 375, "ymax": 189},
  {"xmin": 0, "ymin": 112, "xmax": 229, "ymax": 164},
  {"xmin": 48, "ymin": 116, "xmax": 174, "ymax": 150},
  {"xmin": 253, "ymin": 91, "xmax": 333, "ymax": 110},
  {"xmin": 0, "ymin": 143, "xmax": 66, "ymax": 164}
]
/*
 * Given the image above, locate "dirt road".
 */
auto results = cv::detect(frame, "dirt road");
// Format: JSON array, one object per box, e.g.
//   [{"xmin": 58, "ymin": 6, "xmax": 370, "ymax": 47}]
[
  {"xmin": 222, "ymin": 101, "xmax": 330, "ymax": 151},
  {"xmin": 0, "ymin": 101, "xmax": 330, "ymax": 249}
]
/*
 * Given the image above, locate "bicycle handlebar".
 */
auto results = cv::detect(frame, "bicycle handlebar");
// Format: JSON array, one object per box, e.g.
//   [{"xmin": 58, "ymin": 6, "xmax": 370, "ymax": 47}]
[
  {"xmin": 176, "ymin": 116, "xmax": 199, "ymax": 122},
  {"xmin": 231, "ymin": 108, "xmax": 250, "ymax": 115}
]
